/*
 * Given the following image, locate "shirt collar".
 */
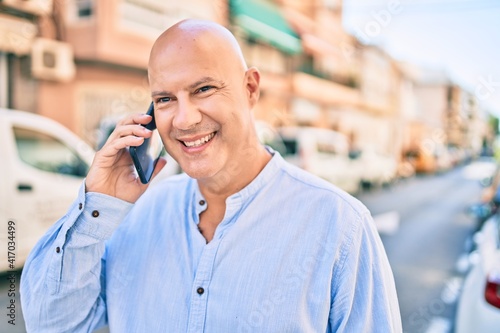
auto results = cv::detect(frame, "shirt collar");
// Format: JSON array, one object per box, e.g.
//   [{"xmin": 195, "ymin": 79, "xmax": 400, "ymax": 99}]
[{"xmin": 231, "ymin": 146, "xmax": 282, "ymax": 204}]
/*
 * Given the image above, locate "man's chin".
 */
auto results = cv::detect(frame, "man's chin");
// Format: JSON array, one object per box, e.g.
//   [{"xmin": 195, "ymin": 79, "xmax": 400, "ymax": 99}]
[
  {"xmin": 175, "ymin": 150, "xmax": 224, "ymax": 181},
  {"xmin": 180, "ymin": 163, "xmax": 217, "ymax": 180}
]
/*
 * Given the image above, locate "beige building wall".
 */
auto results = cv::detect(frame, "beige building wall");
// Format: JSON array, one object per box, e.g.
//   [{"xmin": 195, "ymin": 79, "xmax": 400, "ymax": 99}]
[
  {"xmin": 397, "ymin": 65, "xmax": 419, "ymax": 154},
  {"xmin": 37, "ymin": 0, "xmax": 228, "ymax": 147},
  {"xmin": 276, "ymin": 1, "xmax": 403, "ymax": 160},
  {"xmin": 414, "ymin": 84, "xmax": 448, "ymax": 128}
]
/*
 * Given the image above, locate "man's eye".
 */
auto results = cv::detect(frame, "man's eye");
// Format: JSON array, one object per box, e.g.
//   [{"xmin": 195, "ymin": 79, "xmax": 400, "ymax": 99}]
[
  {"xmin": 198, "ymin": 86, "xmax": 213, "ymax": 93},
  {"xmin": 158, "ymin": 97, "xmax": 171, "ymax": 103}
]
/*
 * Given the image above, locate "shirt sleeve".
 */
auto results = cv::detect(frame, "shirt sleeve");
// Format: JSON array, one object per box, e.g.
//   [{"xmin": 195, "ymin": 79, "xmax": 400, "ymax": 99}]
[
  {"xmin": 20, "ymin": 181, "xmax": 133, "ymax": 333},
  {"xmin": 328, "ymin": 212, "xmax": 402, "ymax": 333}
]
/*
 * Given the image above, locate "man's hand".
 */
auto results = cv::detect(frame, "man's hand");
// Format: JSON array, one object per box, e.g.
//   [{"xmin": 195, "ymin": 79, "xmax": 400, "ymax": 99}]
[{"xmin": 85, "ymin": 113, "xmax": 167, "ymax": 203}]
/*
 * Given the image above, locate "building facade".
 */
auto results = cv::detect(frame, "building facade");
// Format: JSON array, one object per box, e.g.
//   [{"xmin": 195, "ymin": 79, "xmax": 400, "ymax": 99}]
[{"xmin": 0, "ymin": 0, "xmax": 492, "ymax": 175}]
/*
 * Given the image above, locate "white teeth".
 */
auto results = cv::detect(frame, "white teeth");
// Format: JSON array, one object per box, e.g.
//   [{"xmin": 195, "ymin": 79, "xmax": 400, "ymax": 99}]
[{"xmin": 183, "ymin": 132, "xmax": 215, "ymax": 147}]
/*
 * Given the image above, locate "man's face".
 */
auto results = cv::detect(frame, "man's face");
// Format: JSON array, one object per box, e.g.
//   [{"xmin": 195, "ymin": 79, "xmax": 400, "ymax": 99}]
[{"xmin": 148, "ymin": 34, "xmax": 258, "ymax": 181}]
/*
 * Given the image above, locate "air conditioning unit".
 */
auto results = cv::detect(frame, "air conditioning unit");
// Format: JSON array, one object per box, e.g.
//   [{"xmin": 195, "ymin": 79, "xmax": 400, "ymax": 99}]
[
  {"xmin": 2, "ymin": 0, "xmax": 53, "ymax": 15},
  {"xmin": 31, "ymin": 38, "xmax": 76, "ymax": 82}
]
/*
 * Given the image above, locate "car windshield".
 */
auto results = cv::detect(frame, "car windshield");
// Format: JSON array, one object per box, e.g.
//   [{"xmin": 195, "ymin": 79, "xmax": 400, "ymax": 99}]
[{"xmin": 14, "ymin": 127, "xmax": 89, "ymax": 177}]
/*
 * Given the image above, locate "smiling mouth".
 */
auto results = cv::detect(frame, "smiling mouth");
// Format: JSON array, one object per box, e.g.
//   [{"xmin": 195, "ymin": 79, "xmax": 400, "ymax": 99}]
[{"xmin": 181, "ymin": 132, "xmax": 216, "ymax": 148}]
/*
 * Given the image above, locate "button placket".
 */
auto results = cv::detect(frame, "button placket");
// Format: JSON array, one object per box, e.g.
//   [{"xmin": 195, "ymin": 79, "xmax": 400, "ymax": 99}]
[
  {"xmin": 186, "ymin": 239, "xmax": 220, "ymax": 333},
  {"xmin": 212, "ymin": 197, "xmax": 242, "ymax": 240}
]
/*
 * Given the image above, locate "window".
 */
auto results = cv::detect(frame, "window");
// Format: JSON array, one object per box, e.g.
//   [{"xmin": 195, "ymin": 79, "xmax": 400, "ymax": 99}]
[
  {"xmin": 76, "ymin": 0, "xmax": 93, "ymax": 18},
  {"xmin": 14, "ymin": 127, "xmax": 89, "ymax": 177},
  {"xmin": 282, "ymin": 138, "xmax": 298, "ymax": 156},
  {"xmin": 67, "ymin": 0, "xmax": 93, "ymax": 21}
]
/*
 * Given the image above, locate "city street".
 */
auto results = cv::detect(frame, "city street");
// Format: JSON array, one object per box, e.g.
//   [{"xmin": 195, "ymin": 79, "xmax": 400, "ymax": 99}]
[
  {"xmin": 0, "ymin": 161, "xmax": 489, "ymax": 333},
  {"xmin": 1, "ymin": 0, "xmax": 498, "ymax": 332},
  {"xmin": 357, "ymin": 162, "xmax": 486, "ymax": 333}
]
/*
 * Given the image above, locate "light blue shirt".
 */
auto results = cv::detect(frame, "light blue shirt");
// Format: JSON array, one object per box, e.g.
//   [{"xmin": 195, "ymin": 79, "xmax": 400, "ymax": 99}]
[{"xmin": 21, "ymin": 151, "xmax": 402, "ymax": 332}]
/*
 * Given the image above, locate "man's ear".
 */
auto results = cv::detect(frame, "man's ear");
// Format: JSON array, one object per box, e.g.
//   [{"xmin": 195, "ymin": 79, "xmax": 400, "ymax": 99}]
[{"xmin": 245, "ymin": 67, "xmax": 261, "ymax": 108}]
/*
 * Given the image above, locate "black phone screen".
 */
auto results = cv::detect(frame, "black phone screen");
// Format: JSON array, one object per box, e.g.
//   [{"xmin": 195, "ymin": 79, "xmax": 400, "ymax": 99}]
[{"xmin": 130, "ymin": 102, "xmax": 164, "ymax": 184}]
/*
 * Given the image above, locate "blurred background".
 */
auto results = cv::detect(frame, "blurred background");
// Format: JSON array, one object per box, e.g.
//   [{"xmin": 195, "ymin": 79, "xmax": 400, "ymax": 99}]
[{"xmin": 1, "ymin": 0, "xmax": 500, "ymax": 332}]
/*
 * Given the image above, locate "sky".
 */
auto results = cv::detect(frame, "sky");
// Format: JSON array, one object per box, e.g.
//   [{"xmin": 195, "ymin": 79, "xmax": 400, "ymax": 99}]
[{"xmin": 341, "ymin": 0, "xmax": 500, "ymax": 117}]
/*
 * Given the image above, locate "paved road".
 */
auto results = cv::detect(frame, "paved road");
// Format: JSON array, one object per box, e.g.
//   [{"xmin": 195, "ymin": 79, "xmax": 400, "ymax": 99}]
[
  {"xmin": 0, "ymin": 161, "xmax": 489, "ymax": 332},
  {"xmin": 357, "ymin": 162, "xmax": 488, "ymax": 333}
]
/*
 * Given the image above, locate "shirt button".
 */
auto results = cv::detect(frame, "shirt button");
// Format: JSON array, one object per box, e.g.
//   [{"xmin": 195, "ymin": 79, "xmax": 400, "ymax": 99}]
[
  {"xmin": 91, "ymin": 210, "xmax": 99, "ymax": 218},
  {"xmin": 196, "ymin": 287, "xmax": 205, "ymax": 295},
  {"xmin": 78, "ymin": 203, "xmax": 83, "ymax": 210},
  {"xmin": 55, "ymin": 247, "xmax": 61, "ymax": 253},
  {"xmin": 199, "ymin": 200, "xmax": 206, "ymax": 206}
]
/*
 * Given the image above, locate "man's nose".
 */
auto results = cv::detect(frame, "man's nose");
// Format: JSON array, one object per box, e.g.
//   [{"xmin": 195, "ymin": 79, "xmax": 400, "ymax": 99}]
[{"xmin": 172, "ymin": 97, "xmax": 202, "ymax": 130}]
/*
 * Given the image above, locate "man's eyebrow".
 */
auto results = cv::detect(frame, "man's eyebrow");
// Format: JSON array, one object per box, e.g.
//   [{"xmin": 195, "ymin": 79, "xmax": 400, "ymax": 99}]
[
  {"xmin": 151, "ymin": 90, "xmax": 171, "ymax": 98},
  {"xmin": 151, "ymin": 77, "xmax": 225, "ymax": 98},
  {"xmin": 188, "ymin": 77, "xmax": 224, "ymax": 89}
]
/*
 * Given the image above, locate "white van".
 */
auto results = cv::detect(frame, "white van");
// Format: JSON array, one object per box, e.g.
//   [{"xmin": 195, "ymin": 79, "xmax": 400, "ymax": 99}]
[
  {"xmin": 277, "ymin": 126, "xmax": 362, "ymax": 194},
  {"xmin": 0, "ymin": 109, "xmax": 95, "ymax": 272},
  {"xmin": 350, "ymin": 145, "xmax": 398, "ymax": 188},
  {"xmin": 254, "ymin": 120, "xmax": 287, "ymax": 155}
]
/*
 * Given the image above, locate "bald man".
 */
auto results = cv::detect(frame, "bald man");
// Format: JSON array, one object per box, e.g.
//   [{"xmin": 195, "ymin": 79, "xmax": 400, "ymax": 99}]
[{"xmin": 21, "ymin": 19, "xmax": 402, "ymax": 332}]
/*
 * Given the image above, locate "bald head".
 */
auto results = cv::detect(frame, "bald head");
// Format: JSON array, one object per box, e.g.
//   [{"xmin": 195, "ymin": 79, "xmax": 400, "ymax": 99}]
[{"xmin": 149, "ymin": 19, "xmax": 247, "ymax": 74}]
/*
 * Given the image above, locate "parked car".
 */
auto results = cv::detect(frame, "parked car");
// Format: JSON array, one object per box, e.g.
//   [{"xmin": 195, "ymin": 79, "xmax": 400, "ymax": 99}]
[
  {"xmin": 448, "ymin": 146, "xmax": 467, "ymax": 166},
  {"xmin": 396, "ymin": 158, "xmax": 416, "ymax": 179},
  {"xmin": 466, "ymin": 158, "xmax": 500, "ymax": 231},
  {"xmin": 276, "ymin": 126, "xmax": 362, "ymax": 194},
  {"xmin": 349, "ymin": 146, "xmax": 398, "ymax": 188},
  {"xmin": 455, "ymin": 213, "xmax": 500, "ymax": 333},
  {"xmin": 0, "ymin": 108, "xmax": 95, "ymax": 272},
  {"xmin": 407, "ymin": 143, "xmax": 453, "ymax": 174}
]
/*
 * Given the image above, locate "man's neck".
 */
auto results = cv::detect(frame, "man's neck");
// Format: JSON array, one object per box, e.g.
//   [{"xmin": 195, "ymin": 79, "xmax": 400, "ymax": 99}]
[
  {"xmin": 197, "ymin": 144, "xmax": 272, "ymax": 202},
  {"xmin": 196, "ymin": 144, "xmax": 271, "ymax": 242}
]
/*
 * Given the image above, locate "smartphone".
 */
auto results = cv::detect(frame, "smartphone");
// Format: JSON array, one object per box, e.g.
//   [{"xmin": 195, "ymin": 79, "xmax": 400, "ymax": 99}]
[{"xmin": 129, "ymin": 102, "xmax": 164, "ymax": 184}]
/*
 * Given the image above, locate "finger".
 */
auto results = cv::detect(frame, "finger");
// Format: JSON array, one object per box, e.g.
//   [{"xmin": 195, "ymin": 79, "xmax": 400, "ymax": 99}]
[
  {"xmin": 100, "ymin": 136, "xmax": 145, "ymax": 158},
  {"xmin": 106, "ymin": 123, "xmax": 152, "ymax": 145},
  {"xmin": 103, "ymin": 112, "xmax": 153, "ymax": 146},
  {"xmin": 114, "ymin": 123, "xmax": 153, "ymax": 139},
  {"xmin": 117, "ymin": 113, "xmax": 153, "ymax": 127}
]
